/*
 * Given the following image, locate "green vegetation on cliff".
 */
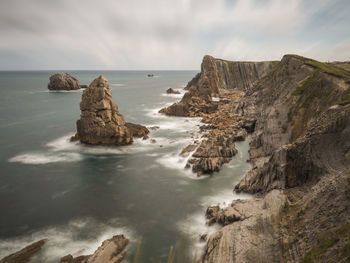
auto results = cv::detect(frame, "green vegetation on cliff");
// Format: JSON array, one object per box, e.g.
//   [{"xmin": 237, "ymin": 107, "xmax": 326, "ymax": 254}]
[
  {"xmin": 286, "ymin": 54, "xmax": 350, "ymax": 79},
  {"xmin": 302, "ymin": 223, "xmax": 350, "ymax": 263},
  {"xmin": 293, "ymin": 70, "xmax": 320, "ymax": 95}
]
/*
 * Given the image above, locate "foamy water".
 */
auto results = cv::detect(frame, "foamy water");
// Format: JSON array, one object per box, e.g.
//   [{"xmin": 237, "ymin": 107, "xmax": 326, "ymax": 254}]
[
  {"xmin": 0, "ymin": 70, "xmax": 253, "ymax": 262},
  {"xmin": 0, "ymin": 218, "xmax": 135, "ymax": 262}
]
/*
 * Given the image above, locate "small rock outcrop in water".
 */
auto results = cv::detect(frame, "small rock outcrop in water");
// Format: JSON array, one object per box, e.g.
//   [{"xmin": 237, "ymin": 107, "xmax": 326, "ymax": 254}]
[
  {"xmin": 166, "ymin": 88, "xmax": 180, "ymax": 94},
  {"xmin": 73, "ymin": 75, "xmax": 148, "ymax": 145},
  {"xmin": 0, "ymin": 239, "xmax": 47, "ymax": 263},
  {"xmin": 61, "ymin": 235, "xmax": 129, "ymax": 263},
  {"xmin": 48, "ymin": 73, "xmax": 82, "ymax": 91}
]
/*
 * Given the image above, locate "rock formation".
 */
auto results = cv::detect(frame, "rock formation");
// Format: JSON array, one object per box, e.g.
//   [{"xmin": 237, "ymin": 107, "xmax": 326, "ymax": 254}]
[
  {"xmin": 198, "ymin": 55, "xmax": 350, "ymax": 262},
  {"xmin": 159, "ymin": 55, "xmax": 273, "ymax": 175},
  {"xmin": 60, "ymin": 235, "xmax": 129, "ymax": 263},
  {"xmin": 73, "ymin": 75, "xmax": 148, "ymax": 145},
  {"xmin": 0, "ymin": 239, "xmax": 47, "ymax": 263},
  {"xmin": 48, "ymin": 73, "xmax": 83, "ymax": 91},
  {"xmin": 166, "ymin": 88, "xmax": 180, "ymax": 94}
]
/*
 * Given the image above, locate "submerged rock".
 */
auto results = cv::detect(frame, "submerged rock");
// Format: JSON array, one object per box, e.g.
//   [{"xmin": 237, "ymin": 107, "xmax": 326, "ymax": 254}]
[
  {"xmin": 61, "ymin": 235, "xmax": 129, "ymax": 263},
  {"xmin": 48, "ymin": 73, "xmax": 81, "ymax": 91},
  {"xmin": 73, "ymin": 75, "xmax": 148, "ymax": 145},
  {"xmin": 0, "ymin": 239, "xmax": 47, "ymax": 263},
  {"xmin": 166, "ymin": 88, "xmax": 180, "ymax": 94}
]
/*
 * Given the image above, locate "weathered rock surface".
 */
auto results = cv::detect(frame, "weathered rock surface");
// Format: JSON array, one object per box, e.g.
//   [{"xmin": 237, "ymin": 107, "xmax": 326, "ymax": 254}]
[
  {"xmin": 0, "ymin": 239, "xmax": 47, "ymax": 263},
  {"xmin": 125, "ymin": 122, "xmax": 149, "ymax": 138},
  {"xmin": 160, "ymin": 55, "xmax": 275, "ymax": 117},
  {"xmin": 73, "ymin": 75, "xmax": 148, "ymax": 145},
  {"xmin": 48, "ymin": 73, "xmax": 81, "ymax": 91},
  {"xmin": 200, "ymin": 55, "xmax": 350, "ymax": 262},
  {"xmin": 60, "ymin": 235, "xmax": 129, "ymax": 263},
  {"xmin": 159, "ymin": 55, "xmax": 274, "ymax": 175},
  {"xmin": 166, "ymin": 88, "xmax": 180, "ymax": 94}
]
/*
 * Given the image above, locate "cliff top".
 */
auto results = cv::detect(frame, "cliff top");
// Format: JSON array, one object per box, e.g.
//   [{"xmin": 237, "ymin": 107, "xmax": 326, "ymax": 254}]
[{"xmin": 282, "ymin": 54, "xmax": 350, "ymax": 80}]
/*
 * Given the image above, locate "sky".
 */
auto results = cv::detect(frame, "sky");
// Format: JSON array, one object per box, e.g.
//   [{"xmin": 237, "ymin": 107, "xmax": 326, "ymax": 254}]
[{"xmin": 0, "ymin": 0, "xmax": 349, "ymax": 70}]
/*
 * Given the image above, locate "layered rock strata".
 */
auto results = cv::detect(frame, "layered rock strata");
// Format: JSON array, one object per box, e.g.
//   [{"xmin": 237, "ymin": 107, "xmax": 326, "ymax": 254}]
[
  {"xmin": 48, "ymin": 73, "xmax": 84, "ymax": 91},
  {"xmin": 73, "ymin": 75, "xmax": 148, "ymax": 145},
  {"xmin": 60, "ymin": 235, "xmax": 129, "ymax": 263},
  {"xmin": 200, "ymin": 55, "xmax": 350, "ymax": 262},
  {"xmin": 160, "ymin": 55, "xmax": 274, "ymax": 175}
]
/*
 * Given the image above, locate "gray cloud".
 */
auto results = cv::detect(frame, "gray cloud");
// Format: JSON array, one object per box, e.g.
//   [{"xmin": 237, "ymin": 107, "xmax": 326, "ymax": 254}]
[{"xmin": 0, "ymin": 0, "xmax": 349, "ymax": 70}]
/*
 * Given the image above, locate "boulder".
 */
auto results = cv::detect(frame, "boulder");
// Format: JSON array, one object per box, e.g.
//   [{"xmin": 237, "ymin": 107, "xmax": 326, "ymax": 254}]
[
  {"xmin": 74, "ymin": 75, "xmax": 133, "ymax": 145},
  {"xmin": 125, "ymin": 122, "xmax": 149, "ymax": 138},
  {"xmin": 48, "ymin": 73, "xmax": 81, "ymax": 91}
]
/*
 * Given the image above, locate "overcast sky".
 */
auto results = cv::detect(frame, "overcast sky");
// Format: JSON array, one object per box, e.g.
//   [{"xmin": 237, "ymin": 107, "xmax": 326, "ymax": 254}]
[{"xmin": 0, "ymin": 0, "xmax": 349, "ymax": 70}]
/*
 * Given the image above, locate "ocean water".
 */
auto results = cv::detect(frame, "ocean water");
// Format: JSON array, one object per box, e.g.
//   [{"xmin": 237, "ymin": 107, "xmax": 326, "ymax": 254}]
[{"xmin": 0, "ymin": 71, "xmax": 251, "ymax": 262}]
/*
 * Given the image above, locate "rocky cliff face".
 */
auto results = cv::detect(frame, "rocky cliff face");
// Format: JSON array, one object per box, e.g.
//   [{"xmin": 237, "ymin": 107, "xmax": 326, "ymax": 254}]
[
  {"xmin": 73, "ymin": 75, "xmax": 148, "ymax": 145},
  {"xmin": 160, "ymin": 55, "xmax": 275, "ymax": 117},
  {"xmin": 201, "ymin": 55, "xmax": 350, "ymax": 262},
  {"xmin": 159, "ymin": 55, "xmax": 275, "ymax": 175}
]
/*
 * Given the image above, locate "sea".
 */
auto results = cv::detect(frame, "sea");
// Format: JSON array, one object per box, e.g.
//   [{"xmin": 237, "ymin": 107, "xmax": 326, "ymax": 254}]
[{"xmin": 0, "ymin": 71, "xmax": 251, "ymax": 263}]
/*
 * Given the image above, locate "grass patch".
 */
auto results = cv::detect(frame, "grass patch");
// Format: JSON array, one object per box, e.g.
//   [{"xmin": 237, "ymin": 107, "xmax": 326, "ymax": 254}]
[
  {"xmin": 286, "ymin": 54, "xmax": 350, "ymax": 79},
  {"xmin": 334, "ymin": 63, "xmax": 350, "ymax": 73},
  {"xmin": 302, "ymin": 223, "xmax": 350, "ymax": 263},
  {"xmin": 293, "ymin": 70, "xmax": 320, "ymax": 96},
  {"xmin": 338, "ymin": 88, "xmax": 350, "ymax": 106}
]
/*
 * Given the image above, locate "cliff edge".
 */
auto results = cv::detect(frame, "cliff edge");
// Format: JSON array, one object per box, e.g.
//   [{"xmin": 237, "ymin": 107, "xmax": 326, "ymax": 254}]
[{"xmin": 201, "ymin": 55, "xmax": 350, "ymax": 262}]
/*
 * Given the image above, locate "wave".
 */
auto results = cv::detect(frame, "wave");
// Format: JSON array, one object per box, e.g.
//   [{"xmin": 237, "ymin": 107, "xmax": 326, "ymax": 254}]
[
  {"xmin": 0, "ymin": 218, "xmax": 135, "ymax": 263},
  {"xmin": 8, "ymin": 152, "xmax": 82, "ymax": 165},
  {"xmin": 177, "ymin": 189, "xmax": 251, "ymax": 259},
  {"xmin": 110, "ymin": 83, "xmax": 125, "ymax": 87}
]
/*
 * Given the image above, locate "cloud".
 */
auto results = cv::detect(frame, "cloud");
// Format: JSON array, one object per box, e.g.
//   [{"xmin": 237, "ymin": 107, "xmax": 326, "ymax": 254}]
[{"xmin": 0, "ymin": 0, "xmax": 349, "ymax": 69}]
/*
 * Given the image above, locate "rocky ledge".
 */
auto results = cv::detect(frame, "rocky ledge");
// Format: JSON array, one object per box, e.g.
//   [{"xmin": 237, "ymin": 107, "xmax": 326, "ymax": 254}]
[
  {"xmin": 48, "ymin": 73, "xmax": 86, "ymax": 91},
  {"xmin": 0, "ymin": 239, "xmax": 47, "ymax": 263},
  {"xmin": 72, "ymin": 75, "xmax": 149, "ymax": 145},
  {"xmin": 61, "ymin": 235, "xmax": 129, "ymax": 263}
]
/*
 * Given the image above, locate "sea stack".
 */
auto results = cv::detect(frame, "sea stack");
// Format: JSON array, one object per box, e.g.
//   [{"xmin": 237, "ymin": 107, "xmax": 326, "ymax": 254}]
[
  {"xmin": 48, "ymin": 72, "xmax": 82, "ymax": 91},
  {"xmin": 73, "ymin": 75, "xmax": 148, "ymax": 145}
]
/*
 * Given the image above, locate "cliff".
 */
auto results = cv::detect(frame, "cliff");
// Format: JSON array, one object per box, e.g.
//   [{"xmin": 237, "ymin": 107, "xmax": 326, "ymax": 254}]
[
  {"xmin": 160, "ymin": 55, "xmax": 275, "ymax": 117},
  {"xmin": 159, "ymin": 56, "xmax": 275, "ymax": 175},
  {"xmin": 201, "ymin": 55, "xmax": 350, "ymax": 262}
]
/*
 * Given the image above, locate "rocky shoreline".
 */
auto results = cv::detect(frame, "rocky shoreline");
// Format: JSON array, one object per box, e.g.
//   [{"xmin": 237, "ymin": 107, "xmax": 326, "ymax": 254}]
[{"xmin": 161, "ymin": 54, "xmax": 350, "ymax": 262}]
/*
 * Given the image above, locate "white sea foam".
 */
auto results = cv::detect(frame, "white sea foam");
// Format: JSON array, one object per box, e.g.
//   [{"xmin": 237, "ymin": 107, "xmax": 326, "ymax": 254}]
[
  {"xmin": 110, "ymin": 83, "xmax": 125, "ymax": 87},
  {"xmin": 0, "ymin": 218, "xmax": 135, "ymax": 263},
  {"xmin": 8, "ymin": 152, "xmax": 82, "ymax": 165},
  {"xmin": 177, "ymin": 189, "xmax": 252, "ymax": 258}
]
